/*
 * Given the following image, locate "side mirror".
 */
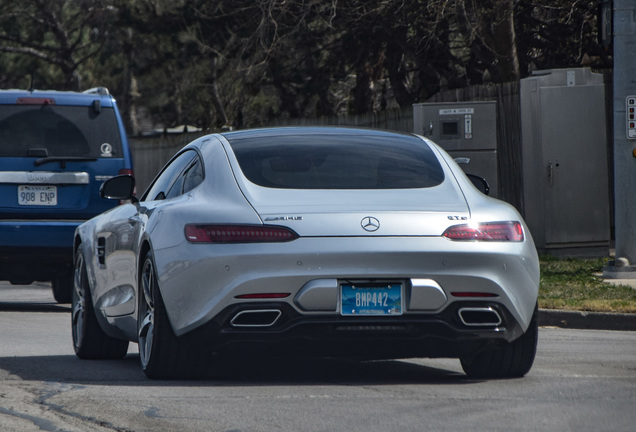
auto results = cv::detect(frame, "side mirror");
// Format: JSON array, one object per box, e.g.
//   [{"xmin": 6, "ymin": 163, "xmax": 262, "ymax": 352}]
[
  {"xmin": 100, "ymin": 175, "xmax": 136, "ymax": 200},
  {"xmin": 466, "ymin": 174, "xmax": 490, "ymax": 196}
]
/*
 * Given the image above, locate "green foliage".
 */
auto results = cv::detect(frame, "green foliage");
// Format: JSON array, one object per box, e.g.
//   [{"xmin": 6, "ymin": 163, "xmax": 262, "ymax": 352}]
[
  {"xmin": 539, "ymin": 257, "xmax": 636, "ymax": 313},
  {"xmin": 0, "ymin": 0, "xmax": 611, "ymax": 134},
  {"xmin": 0, "ymin": 0, "xmax": 120, "ymax": 90}
]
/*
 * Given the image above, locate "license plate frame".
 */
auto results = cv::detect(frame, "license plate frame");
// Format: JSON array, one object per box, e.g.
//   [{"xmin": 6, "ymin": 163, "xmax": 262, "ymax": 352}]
[
  {"xmin": 340, "ymin": 283, "xmax": 404, "ymax": 316},
  {"xmin": 18, "ymin": 185, "xmax": 58, "ymax": 206}
]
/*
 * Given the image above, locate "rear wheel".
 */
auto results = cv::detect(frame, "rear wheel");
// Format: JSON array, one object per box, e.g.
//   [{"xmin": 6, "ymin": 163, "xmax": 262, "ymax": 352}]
[
  {"xmin": 138, "ymin": 252, "xmax": 209, "ymax": 379},
  {"xmin": 72, "ymin": 249, "xmax": 129, "ymax": 359},
  {"xmin": 52, "ymin": 274, "xmax": 72, "ymax": 304},
  {"xmin": 460, "ymin": 303, "xmax": 538, "ymax": 379}
]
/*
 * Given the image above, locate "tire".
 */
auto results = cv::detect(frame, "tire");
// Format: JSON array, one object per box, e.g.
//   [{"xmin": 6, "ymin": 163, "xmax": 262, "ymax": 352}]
[
  {"xmin": 52, "ymin": 274, "xmax": 72, "ymax": 304},
  {"xmin": 460, "ymin": 303, "xmax": 538, "ymax": 379},
  {"xmin": 138, "ymin": 252, "xmax": 208, "ymax": 379},
  {"xmin": 71, "ymin": 249, "xmax": 129, "ymax": 359}
]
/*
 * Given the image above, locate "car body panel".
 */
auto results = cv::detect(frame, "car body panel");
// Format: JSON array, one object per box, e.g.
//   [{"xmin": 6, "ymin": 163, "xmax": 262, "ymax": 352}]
[
  {"xmin": 74, "ymin": 127, "xmax": 539, "ymax": 364},
  {"xmin": 153, "ymin": 235, "xmax": 538, "ymax": 336}
]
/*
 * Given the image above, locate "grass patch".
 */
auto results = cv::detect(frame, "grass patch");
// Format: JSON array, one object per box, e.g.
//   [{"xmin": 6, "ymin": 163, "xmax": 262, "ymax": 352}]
[{"xmin": 539, "ymin": 256, "xmax": 636, "ymax": 313}]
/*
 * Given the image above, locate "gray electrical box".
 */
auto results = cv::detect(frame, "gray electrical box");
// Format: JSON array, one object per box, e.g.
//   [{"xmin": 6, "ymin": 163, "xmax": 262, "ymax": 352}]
[
  {"xmin": 413, "ymin": 101, "xmax": 498, "ymax": 197},
  {"xmin": 520, "ymin": 68, "xmax": 610, "ymax": 256}
]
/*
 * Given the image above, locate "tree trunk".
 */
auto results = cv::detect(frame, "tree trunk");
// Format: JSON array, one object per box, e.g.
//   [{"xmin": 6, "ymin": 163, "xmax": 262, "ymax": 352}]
[
  {"xmin": 490, "ymin": 1, "xmax": 520, "ymax": 82},
  {"xmin": 352, "ymin": 62, "xmax": 372, "ymax": 115},
  {"xmin": 209, "ymin": 56, "xmax": 229, "ymax": 127},
  {"xmin": 384, "ymin": 38, "xmax": 415, "ymax": 108}
]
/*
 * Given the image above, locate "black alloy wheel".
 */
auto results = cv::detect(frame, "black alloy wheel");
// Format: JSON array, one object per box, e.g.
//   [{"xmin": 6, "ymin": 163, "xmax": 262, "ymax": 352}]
[
  {"xmin": 460, "ymin": 303, "xmax": 539, "ymax": 379},
  {"xmin": 138, "ymin": 252, "xmax": 209, "ymax": 379},
  {"xmin": 72, "ymin": 248, "xmax": 129, "ymax": 359}
]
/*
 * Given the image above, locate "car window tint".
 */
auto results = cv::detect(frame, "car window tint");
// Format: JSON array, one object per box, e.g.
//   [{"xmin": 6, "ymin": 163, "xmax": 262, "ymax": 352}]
[
  {"xmin": 0, "ymin": 105, "xmax": 122, "ymax": 158},
  {"xmin": 182, "ymin": 157, "xmax": 204, "ymax": 193},
  {"xmin": 165, "ymin": 155, "xmax": 203, "ymax": 199},
  {"xmin": 227, "ymin": 132, "xmax": 445, "ymax": 189},
  {"xmin": 143, "ymin": 150, "xmax": 198, "ymax": 201}
]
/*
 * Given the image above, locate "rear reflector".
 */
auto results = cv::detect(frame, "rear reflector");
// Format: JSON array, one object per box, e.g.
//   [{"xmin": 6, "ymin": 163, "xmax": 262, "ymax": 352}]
[
  {"xmin": 235, "ymin": 293, "xmax": 290, "ymax": 299},
  {"xmin": 442, "ymin": 221, "xmax": 523, "ymax": 242},
  {"xmin": 451, "ymin": 292, "xmax": 499, "ymax": 298},
  {"xmin": 185, "ymin": 224, "xmax": 299, "ymax": 243}
]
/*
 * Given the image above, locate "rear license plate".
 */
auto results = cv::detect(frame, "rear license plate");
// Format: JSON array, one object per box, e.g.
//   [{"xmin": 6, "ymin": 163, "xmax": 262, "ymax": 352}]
[
  {"xmin": 341, "ymin": 283, "xmax": 403, "ymax": 316},
  {"xmin": 18, "ymin": 185, "xmax": 57, "ymax": 206}
]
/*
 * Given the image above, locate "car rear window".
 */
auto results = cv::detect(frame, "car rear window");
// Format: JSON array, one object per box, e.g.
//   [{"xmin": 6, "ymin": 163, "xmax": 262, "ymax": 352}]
[
  {"xmin": 227, "ymin": 132, "xmax": 445, "ymax": 189},
  {"xmin": 0, "ymin": 104, "xmax": 123, "ymax": 158}
]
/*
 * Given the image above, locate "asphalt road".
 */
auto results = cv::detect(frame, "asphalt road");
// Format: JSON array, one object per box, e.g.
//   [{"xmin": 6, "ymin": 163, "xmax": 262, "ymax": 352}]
[{"xmin": 0, "ymin": 282, "xmax": 635, "ymax": 432}]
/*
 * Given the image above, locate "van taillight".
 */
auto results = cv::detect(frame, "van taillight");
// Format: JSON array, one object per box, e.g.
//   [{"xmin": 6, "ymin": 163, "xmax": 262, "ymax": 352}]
[{"xmin": 16, "ymin": 97, "xmax": 56, "ymax": 105}]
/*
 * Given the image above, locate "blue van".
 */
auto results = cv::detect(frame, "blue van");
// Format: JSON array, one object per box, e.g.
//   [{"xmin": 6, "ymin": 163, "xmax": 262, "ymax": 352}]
[{"xmin": 0, "ymin": 87, "xmax": 133, "ymax": 303}]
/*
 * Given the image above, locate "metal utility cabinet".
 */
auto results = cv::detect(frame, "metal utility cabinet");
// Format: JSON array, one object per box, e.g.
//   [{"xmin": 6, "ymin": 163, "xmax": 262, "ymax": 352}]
[
  {"xmin": 520, "ymin": 68, "xmax": 610, "ymax": 256},
  {"xmin": 413, "ymin": 101, "xmax": 499, "ymax": 197}
]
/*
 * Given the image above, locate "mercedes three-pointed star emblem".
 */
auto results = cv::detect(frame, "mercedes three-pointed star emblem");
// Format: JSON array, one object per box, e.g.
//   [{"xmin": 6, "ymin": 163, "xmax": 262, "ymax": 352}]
[{"xmin": 361, "ymin": 216, "xmax": 380, "ymax": 232}]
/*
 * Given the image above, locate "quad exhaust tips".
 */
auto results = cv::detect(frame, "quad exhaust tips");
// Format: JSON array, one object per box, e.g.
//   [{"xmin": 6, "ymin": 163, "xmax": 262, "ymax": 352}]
[
  {"xmin": 458, "ymin": 307, "xmax": 502, "ymax": 327},
  {"xmin": 230, "ymin": 309, "xmax": 282, "ymax": 327},
  {"xmin": 229, "ymin": 307, "xmax": 502, "ymax": 328}
]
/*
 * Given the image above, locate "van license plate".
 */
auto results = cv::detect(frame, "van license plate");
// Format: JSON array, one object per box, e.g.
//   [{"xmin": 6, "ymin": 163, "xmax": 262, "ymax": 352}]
[
  {"xmin": 341, "ymin": 284, "xmax": 403, "ymax": 316},
  {"xmin": 18, "ymin": 185, "xmax": 57, "ymax": 206}
]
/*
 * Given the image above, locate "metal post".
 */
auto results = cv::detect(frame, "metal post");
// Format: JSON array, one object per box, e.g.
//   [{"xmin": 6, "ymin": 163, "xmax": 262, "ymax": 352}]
[{"xmin": 604, "ymin": 0, "xmax": 636, "ymax": 279}]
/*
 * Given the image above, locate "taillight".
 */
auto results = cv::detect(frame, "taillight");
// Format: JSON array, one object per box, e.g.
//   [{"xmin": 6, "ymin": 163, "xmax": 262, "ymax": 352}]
[
  {"xmin": 185, "ymin": 224, "xmax": 299, "ymax": 243},
  {"xmin": 16, "ymin": 97, "xmax": 56, "ymax": 105},
  {"xmin": 442, "ymin": 221, "xmax": 524, "ymax": 242}
]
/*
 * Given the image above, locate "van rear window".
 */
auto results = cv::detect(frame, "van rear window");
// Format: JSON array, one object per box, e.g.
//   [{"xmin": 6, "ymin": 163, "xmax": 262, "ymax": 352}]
[{"xmin": 0, "ymin": 105, "xmax": 122, "ymax": 158}]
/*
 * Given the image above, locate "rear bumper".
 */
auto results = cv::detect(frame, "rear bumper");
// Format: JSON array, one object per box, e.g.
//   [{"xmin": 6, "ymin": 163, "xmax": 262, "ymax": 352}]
[
  {"xmin": 156, "ymin": 236, "xmax": 540, "ymax": 337},
  {"xmin": 0, "ymin": 220, "xmax": 80, "ymax": 282},
  {"xmin": 183, "ymin": 301, "xmax": 526, "ymax": 360},
  {"xmin": 0, "ymin": 220, "xmax": 81, "ymax": 247}
]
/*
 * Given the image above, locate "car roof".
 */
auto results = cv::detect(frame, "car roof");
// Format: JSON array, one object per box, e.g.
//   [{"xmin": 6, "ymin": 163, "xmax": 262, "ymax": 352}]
[
  {"xmin": 0, "ymin": 88, "xmax": 115, "ymax": 107},
  {"xmin": 219, "ymin": 126, "xmax": 417, "ymax": 141}
]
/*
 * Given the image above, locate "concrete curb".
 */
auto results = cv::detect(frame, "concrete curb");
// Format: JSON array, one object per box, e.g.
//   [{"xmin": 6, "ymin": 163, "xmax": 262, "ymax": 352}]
[{"xmin": 539, "ymin": 309, "xmax": 636, "ymax": 331}]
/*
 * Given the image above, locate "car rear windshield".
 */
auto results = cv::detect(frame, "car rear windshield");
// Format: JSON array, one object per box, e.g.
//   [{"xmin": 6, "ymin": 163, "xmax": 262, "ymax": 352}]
[
  {"xmin": 227, "ymin": 132, "xmax": 445, "ymax": 189},
  {"xmin": 0, "ymin": 104, "xmax": 123, "ymax": 158}
]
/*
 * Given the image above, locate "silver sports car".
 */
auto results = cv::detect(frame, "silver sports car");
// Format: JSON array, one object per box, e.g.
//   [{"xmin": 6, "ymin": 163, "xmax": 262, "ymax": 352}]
[{"xmin": 72, "ymin": 127, "xmax": 539, "ymax": 379}]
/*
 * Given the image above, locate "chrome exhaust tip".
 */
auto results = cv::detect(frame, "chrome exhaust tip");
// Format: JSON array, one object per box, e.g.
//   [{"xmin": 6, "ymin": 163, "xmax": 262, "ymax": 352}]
[
  {"xmin": 230, "ymin": 309, "xmax": 282, "ymax": 327},
  {"xmin": 458, "ymin": 307, "xmax": 502, "ymax": 327}
]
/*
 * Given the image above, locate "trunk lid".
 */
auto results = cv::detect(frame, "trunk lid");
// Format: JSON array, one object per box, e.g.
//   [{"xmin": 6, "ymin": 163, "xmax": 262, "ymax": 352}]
[{"xmin": 242, "ymin": 184, "xmax": 469, "ymax": 237}]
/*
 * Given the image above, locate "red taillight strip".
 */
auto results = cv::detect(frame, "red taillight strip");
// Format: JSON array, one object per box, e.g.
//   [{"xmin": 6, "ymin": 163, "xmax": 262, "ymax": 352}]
[
  {"xmin": 185, "ymin": 224, "xmax": 299, "ymax": 243},
  {"xmin": 442, "ymin": 221, "xmax": 524, "ymax": 242},
  {"xmin": 451, "ymin": 292, "xmax": 499, "ymax": 298},
  {"xmin": 235, "ymin": 293, "xmax": 290, "ymax": 299}
]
